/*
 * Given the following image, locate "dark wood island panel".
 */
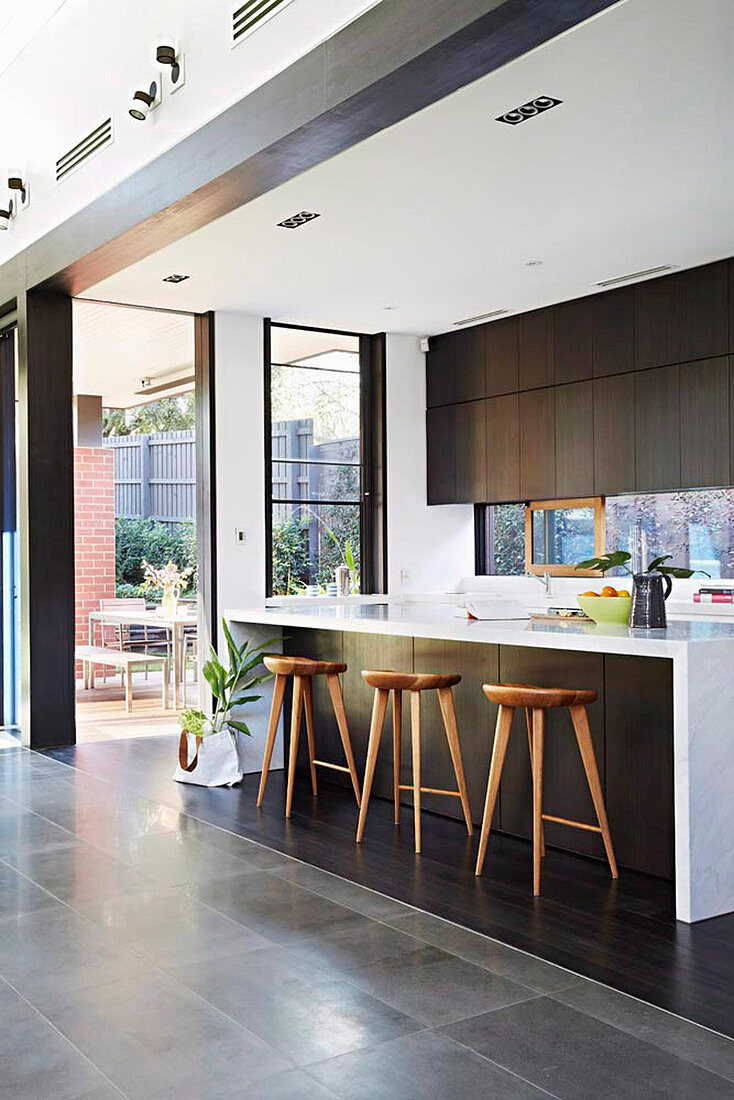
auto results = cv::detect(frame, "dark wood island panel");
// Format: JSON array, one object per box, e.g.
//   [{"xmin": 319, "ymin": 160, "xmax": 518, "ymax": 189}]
[{"xmin": 283, "ymin": 629, "xmax": 674, "ymax": 879}]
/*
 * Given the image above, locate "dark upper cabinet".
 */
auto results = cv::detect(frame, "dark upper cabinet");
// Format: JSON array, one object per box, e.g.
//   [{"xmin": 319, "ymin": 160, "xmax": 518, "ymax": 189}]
[
  {"xmin": 426, "ymin": 333, "xmax": 455, "ymax": 407},
  {"xmin": 635, "ymin": 365, "xmax": 681, "ymax": 491},
  {"xmin": 555, "ymin": 381, "xmax": 594, "ymax": 498},
  {"xmin": 518, "ymin": 308, "xmax": 553, "ymax": 390},
  {"xmin": 593, "ymin": 286, "xmax": 635, "ymax": 377},
  {"xmin": 426, "ymin": 405, "xmax": 456, "ymax": 504},
  {"xmin": 553, "ymin": 298, "xmax": 593, "ymax": 384},
  {"xmin": 730, "ymin": 261, "xmax": 734, "ymax": 352},
  {"xmin": 486, "ymin": 393, "xmax": 520, "ymax": 502},
  {"xmin": 520, "ymin": 388, "xmax": 555, "ymax": 499},
  {"xmin": 455, "ymin": 400, "xmax": 487, "ymax": 503},
  {"xmin": 485, "ymin": 316, "xmax": 519, "ymax": 396},
  {"xmin": 453, "ymin": 325, "xmax": 487, "ymax": 403},
  {"xmin": 593, "ymin": 373, "xmax": 635, "ymax": 495},
  {"xmin": 680, "ymin": 357, "xmax": 729, "ymax": 489},
  {"xmin": 635, "ymin": 261, "xmax": 728, "ymax": 370}
]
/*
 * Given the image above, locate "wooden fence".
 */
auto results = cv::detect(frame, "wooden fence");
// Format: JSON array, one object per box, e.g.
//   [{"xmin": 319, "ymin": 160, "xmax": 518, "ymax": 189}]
[{"xmin": 104, "ymin": 431, "xmax": 195, "ymax": 524}]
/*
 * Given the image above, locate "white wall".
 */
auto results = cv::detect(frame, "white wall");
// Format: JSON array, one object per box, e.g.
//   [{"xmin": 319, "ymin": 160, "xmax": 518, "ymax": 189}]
[
  {"xmin": 214, "ymin": 312, "xmax": 267, "ymax": 613},
  {"xmin": 385, "ymin": 334, "xmax": 474, "ymax": 594}
]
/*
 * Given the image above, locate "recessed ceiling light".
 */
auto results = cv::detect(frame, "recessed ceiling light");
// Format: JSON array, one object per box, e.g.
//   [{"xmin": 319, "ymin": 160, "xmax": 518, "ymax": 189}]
[
  {"xmin": 496, "ymin": 96, "xmax": 561, "ymax": 126},
  {"xmin": 277, "ymin": 211, "xmax": 321, "ymax": 229},
  {"xmin": 525, "ymin": 260, "xmax": 543, "ymax": 267},
  {"xmin": 383, "ymin": 306, "xmax": 398, "ymax": 311},
  {"xmin": 594, "ymin": 264, "xmax": 676, "ymax": 288},
  {"xmin": 453, "ymin": 309, "xmax": 509, "ymax": 327},
  {"xmin": 162, "ymin": 273, "xmax": 190, "ymax": 283}
]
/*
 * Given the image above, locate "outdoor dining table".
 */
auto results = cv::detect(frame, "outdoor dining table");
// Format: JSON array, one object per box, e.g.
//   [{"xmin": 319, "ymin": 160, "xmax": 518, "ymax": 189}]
[{"xmin": 88, "ymin": 607, "xmax": 197, "ymax": 709}]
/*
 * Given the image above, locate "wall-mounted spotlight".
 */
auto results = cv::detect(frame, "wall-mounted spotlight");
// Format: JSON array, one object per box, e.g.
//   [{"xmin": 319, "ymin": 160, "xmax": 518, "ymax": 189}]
[
  {"xmin": 0, "ymin": 200, "xmax": 14, "ymax": 231},
  {"xmin": 156, "ymin": 36, "xmax": 185, "ymax": 93},
  {"xmin": 8, "ymin": 173, "xmax": 29, "ymax": 210},
  {"xmin": 129, "ymin": 79, "xmax": 161, "ymax": 121}
]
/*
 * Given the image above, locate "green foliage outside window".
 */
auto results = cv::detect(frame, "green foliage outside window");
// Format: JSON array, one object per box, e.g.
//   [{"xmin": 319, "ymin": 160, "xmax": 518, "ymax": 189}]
[{"xmin": 115, "ymin": 517, "xmax": 197, "ymax": 598}]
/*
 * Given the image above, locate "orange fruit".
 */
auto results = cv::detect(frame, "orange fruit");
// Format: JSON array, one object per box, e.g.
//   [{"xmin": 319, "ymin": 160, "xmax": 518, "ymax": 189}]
[
  {"xmin": 580, "ymin": 590, "xmax": 599, "ymax": 597},
  {"xmin": 601, "ymin": 585, "xmax": 618, "ymax": 598},
  {"xmin": 616, "ymin": 588, "xmax": 631, "ymax": 598}
]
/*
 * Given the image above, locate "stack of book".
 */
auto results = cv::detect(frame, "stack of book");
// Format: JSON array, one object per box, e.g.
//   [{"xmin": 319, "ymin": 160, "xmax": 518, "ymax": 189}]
[{"xmin": 693, "ymin": 586, "xmax": 734, "ymax": 604}]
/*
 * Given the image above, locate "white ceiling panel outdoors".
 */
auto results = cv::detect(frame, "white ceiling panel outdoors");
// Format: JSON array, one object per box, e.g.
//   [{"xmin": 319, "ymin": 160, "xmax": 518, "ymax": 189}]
[
  {"xmin": 86, "ymin": 0, "xmax": 734, "ymax": 336},
  {"xmin": 73, "ymin": 300, "xmax": 194, "ymax": 408}
]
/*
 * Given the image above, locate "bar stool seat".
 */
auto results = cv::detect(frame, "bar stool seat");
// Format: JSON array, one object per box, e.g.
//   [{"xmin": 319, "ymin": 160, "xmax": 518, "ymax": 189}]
[
  {"xmin": 484, "ymin": 683, "xmax": 597, "ymax": 709},
  {"xmin": 356, "ymin": 669, "xmax": 472, "ymax": 853},
  {"xmin": 476, "ymin": 682, "xmax": 617, "ymax": 896},
  {"xmin": 257, "ymin": 655, "xmax": 360, "ymax": 816}
]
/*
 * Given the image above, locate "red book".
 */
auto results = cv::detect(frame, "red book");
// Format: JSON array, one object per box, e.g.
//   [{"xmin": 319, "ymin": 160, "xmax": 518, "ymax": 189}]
[{"xmin": 693, "ymin": 593, "xmax": 734, "ymax": 603}]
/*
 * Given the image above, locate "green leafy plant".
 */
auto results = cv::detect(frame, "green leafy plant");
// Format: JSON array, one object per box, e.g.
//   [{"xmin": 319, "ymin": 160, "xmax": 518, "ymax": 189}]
[
  {"xmin": 575, "ymin": 550, "xmax": 708, "ymax": 579},
  {"xmin": 180, "ymin": 619, "xmax": 278, "ymax": 737}
]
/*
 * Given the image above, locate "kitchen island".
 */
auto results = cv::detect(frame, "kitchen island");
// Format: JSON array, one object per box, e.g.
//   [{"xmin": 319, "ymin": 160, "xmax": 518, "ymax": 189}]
[{"xmin": 226, "ymin": 601, "xmax": 734, "ymax": 923}]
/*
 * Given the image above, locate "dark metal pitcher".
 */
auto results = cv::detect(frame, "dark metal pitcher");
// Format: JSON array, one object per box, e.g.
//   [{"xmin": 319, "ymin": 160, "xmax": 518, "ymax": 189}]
[{"xmin": 630, "ymin": 572, "xmax": 672, "ymax": 629}]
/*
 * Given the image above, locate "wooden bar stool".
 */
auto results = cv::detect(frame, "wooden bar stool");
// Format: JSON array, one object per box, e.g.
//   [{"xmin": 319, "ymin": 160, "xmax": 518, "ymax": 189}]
[
  {"xmin": 356, "ymin": 670, "xmax": 473, "ymax": 853},
  {"xmin": 257, "ymin": 656, "xmax": 361, "ymax": 817},
  {"xmin": 475, "ymin": 683, "xmax": 618, "ymax": 895}
]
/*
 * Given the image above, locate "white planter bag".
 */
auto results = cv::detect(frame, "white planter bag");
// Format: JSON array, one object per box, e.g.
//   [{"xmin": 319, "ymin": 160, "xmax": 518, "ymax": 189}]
[{"xmin": 174, "ymin": 728, "xmax": 246, "ymax": 787}]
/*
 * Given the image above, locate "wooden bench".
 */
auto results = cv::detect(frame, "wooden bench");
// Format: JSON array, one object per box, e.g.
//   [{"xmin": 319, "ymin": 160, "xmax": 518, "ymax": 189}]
[{"xmin": 76, "ymin": 646, "xmax": 169, "ymax": 712}]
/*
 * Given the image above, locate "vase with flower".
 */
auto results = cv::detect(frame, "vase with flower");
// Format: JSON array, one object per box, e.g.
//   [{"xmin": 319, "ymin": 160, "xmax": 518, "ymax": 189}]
[{"xmin": 141, "ymin": 559, "xmax": 193, "ymax": 618}]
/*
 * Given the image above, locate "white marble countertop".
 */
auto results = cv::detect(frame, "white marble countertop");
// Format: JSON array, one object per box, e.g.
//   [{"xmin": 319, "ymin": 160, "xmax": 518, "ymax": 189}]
[{"xmin": 225, "ymin": 601, "xmax": 734, "ymax": 659}]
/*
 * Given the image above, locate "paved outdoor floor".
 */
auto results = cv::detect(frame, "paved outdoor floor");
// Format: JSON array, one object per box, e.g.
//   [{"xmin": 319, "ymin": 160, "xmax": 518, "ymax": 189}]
[{"xmin": 1, "ymin": 744, "xmax": 734, "ymax": 1099}]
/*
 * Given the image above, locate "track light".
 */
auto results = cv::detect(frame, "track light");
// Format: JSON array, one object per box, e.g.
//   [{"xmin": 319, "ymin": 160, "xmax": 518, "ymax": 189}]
[
  {"xmin": 8, "ymin": 173, "xmax": 29, "ymax": 210},
  {"xmin": 129, "ymin": 80, "xmax": 160, "ymax": 121},
  {"xmin": 0, "ymin": 201, "xmax": 14, "ymax": 231},
  {"xmin": 156, "ymin": 36, "xmax": 185, "ymax": 92}
]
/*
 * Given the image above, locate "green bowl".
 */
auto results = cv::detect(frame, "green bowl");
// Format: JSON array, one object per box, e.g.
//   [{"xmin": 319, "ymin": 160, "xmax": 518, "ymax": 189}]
[{"xmin": 577, "ymin": 594, "xmax": 631, "ymax": 625}]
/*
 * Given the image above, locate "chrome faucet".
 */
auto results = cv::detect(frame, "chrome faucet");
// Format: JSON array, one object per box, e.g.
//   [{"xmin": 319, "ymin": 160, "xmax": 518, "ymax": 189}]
[{"xmin": 526, "ymin": 570, "xmax": 552, "ymax": 597}]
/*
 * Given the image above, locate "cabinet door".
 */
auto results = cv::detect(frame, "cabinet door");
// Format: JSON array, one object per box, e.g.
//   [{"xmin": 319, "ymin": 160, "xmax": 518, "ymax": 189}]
[
  {"xmin": 426, "ymin": 333, "xmax": 455, "ymax": 407},
  {"xmin": 636, "ymin": 262, "xmax": 728, "ymax": 370},
  {"xmin": 518, "ymin": 308, "xmax": 553, "ymax": 389},
  {"xmin": 519, "ymin": 388, "xmax": 555, "ymax": 499},
  {"xmin": 426, "ymin": 405, "xmax": 456, "ymax": 503},
  {"xmin": 486, "ymin": 393, "xmax": 520, "ymax": 502},
  {"xmin": 485, "ymin": 316, "xmax": 519, "ymax": 396},
  {"xmin": 593, "ymin": 286, "xmax": 635, "ymax": 377},
  {"xmin": 635, "ymin": 365, "xmax": 681, "ymax": 491},
  {"xmin": 452, "ymin": 325, "xmax": 487, "ymax": 403},
  {"xmin": 593, "ymin": 373, "xmax": 635, "ymax": 495},
  {"xmin": 555, "ymin": 381, "xmax": 594, "ymax": 497},
  {"xmin": 553, "ymin": 298, "xmax": 593, "ymax": 383},
  {"xmin": 455, "ymin": 400, "xmax": 487, "ymax": 502},
  {"xmin": 680, "ymin": 357, "xmax": 729, "ymax": 489}
]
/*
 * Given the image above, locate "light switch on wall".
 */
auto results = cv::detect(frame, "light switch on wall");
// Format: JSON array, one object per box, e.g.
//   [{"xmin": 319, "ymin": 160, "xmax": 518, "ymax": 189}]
[{"xmin": 235, "ymin": 528, "xmax": 246, "ymax": 545}]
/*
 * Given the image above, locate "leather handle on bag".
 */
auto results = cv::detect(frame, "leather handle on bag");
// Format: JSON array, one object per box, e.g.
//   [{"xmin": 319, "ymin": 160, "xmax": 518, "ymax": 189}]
[{"xmin": 178, "ymin": 731, "xmax": 203, "ymax": 772}]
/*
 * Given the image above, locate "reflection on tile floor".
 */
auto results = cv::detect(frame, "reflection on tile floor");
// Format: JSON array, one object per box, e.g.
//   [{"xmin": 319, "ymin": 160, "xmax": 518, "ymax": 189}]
[{"xmin": 1, "ymin": 747, "xmax": 734, "ymax": 1099}]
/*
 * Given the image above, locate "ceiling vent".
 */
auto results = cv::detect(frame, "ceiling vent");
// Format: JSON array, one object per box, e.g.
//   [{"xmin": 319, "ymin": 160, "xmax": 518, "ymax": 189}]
[
  {"xmin": 453, "ymin": 309, "xmax": 509, "ymax": 327},
  {"xmin": 277, "ymin": 211, "xmax": 320, "ymax": 229},
  {"xmin": 595, "ymin": 265, "xmax": 676, "ymax": 288},
  {"xmin": 232, "ymin": 0, "xmax": 295, "ymax": 47},
  {"xmin": 162, "ymin": 274, "xmax": 190, "ymax": 284},
  {"xmin": 56, "ymin": 118, "xmax": 113, "ymax": 183},
  {"xmin": 496, "ymin": 96, "xmax": 561, "ymax": 126}
]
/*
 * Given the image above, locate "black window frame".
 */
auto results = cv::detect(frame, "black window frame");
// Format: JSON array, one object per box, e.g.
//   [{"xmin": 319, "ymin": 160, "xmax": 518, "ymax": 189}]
[{"xmin": 264, "ymin": 319, "xmax": 386, "ymax": 598}]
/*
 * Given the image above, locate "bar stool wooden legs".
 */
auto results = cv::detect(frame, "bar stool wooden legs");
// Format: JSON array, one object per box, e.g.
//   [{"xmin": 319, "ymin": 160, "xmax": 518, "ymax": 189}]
[
  {"xmin": 356, "ymin": 671, "xmax": 473, "ymax": 853},
  {"xmin": 476, "ymin": 683, "xmax": 617, "ymax": 895},
  {"xmin": 257, "ymin": 656, "xmax": 361, "ymax": 816}
]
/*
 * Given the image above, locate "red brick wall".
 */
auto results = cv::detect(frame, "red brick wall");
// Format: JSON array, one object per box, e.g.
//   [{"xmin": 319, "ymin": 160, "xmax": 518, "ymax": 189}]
[{"xmin": 74, "ymin": 447, "xmax": 116, "ymax": 678}]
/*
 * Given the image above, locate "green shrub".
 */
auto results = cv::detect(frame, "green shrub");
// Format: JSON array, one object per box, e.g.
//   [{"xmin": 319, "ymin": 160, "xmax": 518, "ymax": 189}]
[{"xmin": 115, "ymin": 518, "xmax": 197, "ymax": 593}]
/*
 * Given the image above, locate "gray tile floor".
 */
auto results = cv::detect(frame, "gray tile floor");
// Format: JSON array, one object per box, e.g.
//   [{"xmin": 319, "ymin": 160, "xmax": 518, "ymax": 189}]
[{"xmin": 1, "ymin": 746, "xmax": 734, "ymax": 1099}]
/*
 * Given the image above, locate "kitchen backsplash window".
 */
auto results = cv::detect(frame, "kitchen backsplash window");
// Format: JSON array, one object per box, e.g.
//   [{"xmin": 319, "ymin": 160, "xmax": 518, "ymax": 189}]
[{"xmin": 478, "ymin": 489, "xmax": 734, "ymax": 578}]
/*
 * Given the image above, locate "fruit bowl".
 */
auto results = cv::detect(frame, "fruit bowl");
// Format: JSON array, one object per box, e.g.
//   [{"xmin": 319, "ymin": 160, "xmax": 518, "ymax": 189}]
[{"xmin": 577, "ymin": 592, "xmax": 631, "ymax": 625}]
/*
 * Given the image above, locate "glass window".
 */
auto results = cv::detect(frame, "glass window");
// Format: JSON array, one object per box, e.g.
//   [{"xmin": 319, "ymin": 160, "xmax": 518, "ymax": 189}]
[
  {"xmin": 605, "ymin": 490, "xmax": 734, "ymax": 578},
  {"xmin": 531, "ymin": 504, "xmax": 595, "ymax": 566},
  {"xmin": 268, "ymin": 326, "xmax": 364, "ymax": 595},
  {"xmin": 482, "ymin": 503, "xmax": 525, "ymax": 575}
]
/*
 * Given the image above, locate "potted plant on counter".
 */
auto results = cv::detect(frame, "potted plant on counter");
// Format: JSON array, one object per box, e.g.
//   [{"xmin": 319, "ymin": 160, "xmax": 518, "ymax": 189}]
[
  {"xmin": 174, "ymin": 619, "xmax": 276, "ymax": 786},
  {"xmin": 575, "ymin": 550, "xmax": 706, "ymax": 628}
]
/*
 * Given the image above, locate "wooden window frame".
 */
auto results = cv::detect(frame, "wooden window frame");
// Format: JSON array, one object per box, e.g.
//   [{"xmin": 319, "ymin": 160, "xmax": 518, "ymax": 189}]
[{"xmin": 524, "ymin": 496, "xmax": 605, "ymax": 577}]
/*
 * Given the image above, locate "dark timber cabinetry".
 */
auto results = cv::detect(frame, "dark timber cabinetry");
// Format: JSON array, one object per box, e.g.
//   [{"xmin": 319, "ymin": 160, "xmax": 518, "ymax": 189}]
[
  {"xmin": 426, "ymin": 260, "xmax": 734, "ymax": 503},
  {"xmin": 284, "ymin": 628, "xmax": 675, "ymax": 880}
]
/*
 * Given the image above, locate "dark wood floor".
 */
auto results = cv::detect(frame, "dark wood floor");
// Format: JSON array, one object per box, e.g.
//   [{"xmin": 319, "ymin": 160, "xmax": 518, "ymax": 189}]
[{"xmin": 47, "ymin": 735, "xmax": 734, "ymax": 1038}]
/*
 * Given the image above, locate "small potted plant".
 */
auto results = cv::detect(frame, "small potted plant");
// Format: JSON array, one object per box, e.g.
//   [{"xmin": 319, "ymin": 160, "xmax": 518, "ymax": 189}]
[
  {"xmin": 575, "ymin": 550, "xmax": 705, "ymax": 628},
  {"xmin": 174, "ymin": 619, "xmax": 276, "ymax": 786},
  {"xmin": 142, "ymin": 559, "xmax": 193, "ymax": 618}
]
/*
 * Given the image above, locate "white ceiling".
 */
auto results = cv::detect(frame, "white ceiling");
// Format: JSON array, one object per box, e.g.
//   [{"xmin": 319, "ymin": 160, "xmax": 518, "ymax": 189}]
[
  {"xmin": 87, "ymin": 0, "xmax": 734, "ymax": 336},
  {"xmin": 73, "ymin": 299, "xmax": 194, "ymax": 407}
]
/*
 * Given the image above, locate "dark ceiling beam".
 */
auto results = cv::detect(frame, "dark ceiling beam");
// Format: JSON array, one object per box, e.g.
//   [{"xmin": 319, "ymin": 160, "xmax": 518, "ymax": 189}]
[{"xmin": 0, "ymin": 0, "xmax": 620, "ymax": 303}]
